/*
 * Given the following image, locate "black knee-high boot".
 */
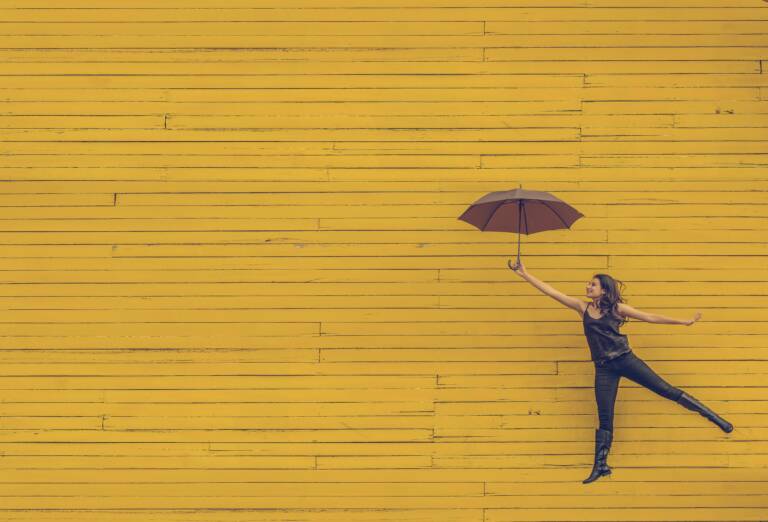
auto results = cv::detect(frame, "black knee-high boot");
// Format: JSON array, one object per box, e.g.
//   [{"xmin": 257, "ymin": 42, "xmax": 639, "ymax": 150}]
[
  {"xmin": 676, "ymin": 391, "xmax": 733, "ymax": 433},
  {"xmin": 583, "ymin": 428, "xmax": 612, "ymax": 484}
]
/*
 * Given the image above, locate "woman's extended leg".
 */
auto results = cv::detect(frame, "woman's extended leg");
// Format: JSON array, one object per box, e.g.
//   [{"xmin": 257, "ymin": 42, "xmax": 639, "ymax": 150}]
[
  {"xmin": 615, "ymin": 353, "xmax": 733, "ymax": 433},
  {"xmin": 613, "ymin": 352, "xmax": 683, "ymax": 402}
]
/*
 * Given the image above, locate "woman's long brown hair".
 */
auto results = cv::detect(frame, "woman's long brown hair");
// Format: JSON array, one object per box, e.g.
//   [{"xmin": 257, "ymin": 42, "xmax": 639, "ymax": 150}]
[{"xmin": 592, "ymin": 273, "xmax": 629, "ymax": 327}]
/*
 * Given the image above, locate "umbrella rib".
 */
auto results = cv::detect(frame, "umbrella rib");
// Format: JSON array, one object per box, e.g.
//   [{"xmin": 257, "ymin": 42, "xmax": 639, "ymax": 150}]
[{"xmin": 539, "ymin": 200, "xmax": 571, "ymax": 229}]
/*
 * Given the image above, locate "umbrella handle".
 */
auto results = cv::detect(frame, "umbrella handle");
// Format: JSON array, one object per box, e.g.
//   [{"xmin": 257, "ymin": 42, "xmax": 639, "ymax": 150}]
[
  {"xmin": 508, "ymin": 200, "xmax": 524, "ymax": 272},
  {"xmin": 516, "ymin": 202, "xmax": 523, "ymax": 263}
]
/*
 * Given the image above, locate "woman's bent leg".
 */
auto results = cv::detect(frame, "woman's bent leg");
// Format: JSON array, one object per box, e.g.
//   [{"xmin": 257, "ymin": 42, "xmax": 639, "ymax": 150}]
[
  {"xmin": 595, "ymin": 363, "xmax": 621, "ymax": 431},
  {"xmin": 585, "ymin": 363, "xmax": 620, "ymax": 483}
]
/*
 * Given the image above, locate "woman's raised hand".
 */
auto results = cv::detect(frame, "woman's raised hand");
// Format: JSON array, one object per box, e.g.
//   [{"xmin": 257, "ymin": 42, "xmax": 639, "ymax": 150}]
[
  {"xmin": 686, "ymin": 312, "xmax": 702, "ymax": 326},
  {"xmin": 507, "ymin": 258, "xmax": 527, "ymax": 277}
]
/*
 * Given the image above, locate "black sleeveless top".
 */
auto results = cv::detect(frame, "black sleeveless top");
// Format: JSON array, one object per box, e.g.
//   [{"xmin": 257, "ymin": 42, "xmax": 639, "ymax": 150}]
[{"xmin": 583, "ymin": 303, "xmax": 632, "ymax": 363}]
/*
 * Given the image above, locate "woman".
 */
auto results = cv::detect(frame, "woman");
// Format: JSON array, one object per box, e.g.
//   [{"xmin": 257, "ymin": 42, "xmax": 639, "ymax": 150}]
[{"xmin": 509, "ymin": 260, "xmax": 733, "ymax": 484}]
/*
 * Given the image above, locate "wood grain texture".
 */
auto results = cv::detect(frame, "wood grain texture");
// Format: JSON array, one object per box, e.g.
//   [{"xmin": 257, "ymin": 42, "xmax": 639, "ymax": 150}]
[{"xmin": 0, "ymin": 1, "xmax": 767, "ymax": 520}]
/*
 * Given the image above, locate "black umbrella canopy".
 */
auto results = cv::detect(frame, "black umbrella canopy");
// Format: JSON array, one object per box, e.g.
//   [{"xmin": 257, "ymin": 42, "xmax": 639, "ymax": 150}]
[
  {"xmin": 457, "ymin": 187, "xmax": 584, "ymax": 267},
  {"xmin": 458, "ymin": 188, "xmax": 584, "ymax": 234}
]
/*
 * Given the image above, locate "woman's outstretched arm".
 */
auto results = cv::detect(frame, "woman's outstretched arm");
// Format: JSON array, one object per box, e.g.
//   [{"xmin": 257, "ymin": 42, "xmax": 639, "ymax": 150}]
[
  {"xmin": 618, "ymin": 303, "xmax": 702, "ymax": 326},
  {"xmin": 509, "ymin": 259, "xmax": 583, "ymax": 312}
]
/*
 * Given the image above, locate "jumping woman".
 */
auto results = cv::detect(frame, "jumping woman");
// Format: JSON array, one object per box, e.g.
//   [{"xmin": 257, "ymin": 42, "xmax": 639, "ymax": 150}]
[{"xmin": 509, "ymin": 260, "xmax": 733, "ymax": 484}]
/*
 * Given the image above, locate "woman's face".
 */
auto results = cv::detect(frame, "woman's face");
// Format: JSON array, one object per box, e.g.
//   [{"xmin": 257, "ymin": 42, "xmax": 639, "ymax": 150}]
[{"xmin": 586, "ymin": 278, "xmax": 603, "ymax": 299}]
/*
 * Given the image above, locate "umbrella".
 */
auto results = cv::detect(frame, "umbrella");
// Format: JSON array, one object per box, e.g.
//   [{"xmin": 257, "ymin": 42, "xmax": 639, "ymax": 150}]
[{"xmin": 457, "ymin": 185, "xmax": 584, "ymax": 270}]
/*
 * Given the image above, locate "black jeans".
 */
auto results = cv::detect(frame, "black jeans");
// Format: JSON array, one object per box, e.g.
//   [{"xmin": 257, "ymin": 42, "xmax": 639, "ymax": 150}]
[{"xmin": 594, "ymin": 351, "xmax": 684, "ymax": 432}]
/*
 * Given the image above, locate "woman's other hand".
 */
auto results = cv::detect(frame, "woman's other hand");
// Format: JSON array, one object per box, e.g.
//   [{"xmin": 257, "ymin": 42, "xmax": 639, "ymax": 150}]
[{"xmin": 685, "ymin": 312, "xmax": 702, "ymax": 326}]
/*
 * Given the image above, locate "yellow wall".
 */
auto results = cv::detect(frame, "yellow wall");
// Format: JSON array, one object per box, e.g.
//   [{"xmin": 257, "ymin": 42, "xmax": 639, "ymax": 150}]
[{"xmin": 0, "ymin": 1, "xmax": 766, "ymax": 520}]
